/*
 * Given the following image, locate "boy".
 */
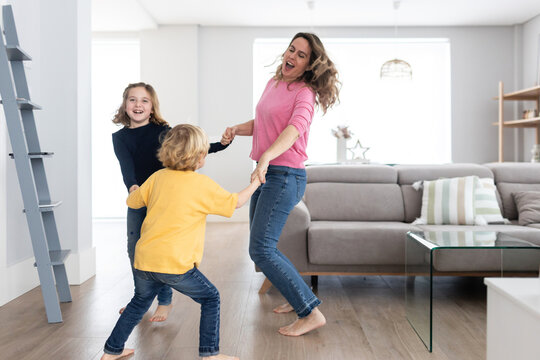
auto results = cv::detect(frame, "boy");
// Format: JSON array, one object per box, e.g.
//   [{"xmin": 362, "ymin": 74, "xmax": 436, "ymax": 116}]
[{"xmin": 101, "ymin": 124, "xmax": 258, "ymax": 360}]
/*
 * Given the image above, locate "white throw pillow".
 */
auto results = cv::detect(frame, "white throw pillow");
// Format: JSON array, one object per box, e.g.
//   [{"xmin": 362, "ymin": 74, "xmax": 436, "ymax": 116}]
[{"xmin": 474, "ymin": 177, "xmax": 508, "ymax": 225}]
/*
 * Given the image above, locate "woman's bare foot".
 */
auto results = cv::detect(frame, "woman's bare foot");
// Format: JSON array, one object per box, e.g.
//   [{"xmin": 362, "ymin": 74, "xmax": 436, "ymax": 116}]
[
  {"xmin": 100, "ymin": 348, "xmax": 134, "ymax": 359},
  {"xmin": 202, "ymin": 354, "xmax": 239, "ymax": 360},
  {"xmin": 273, "ymin": 303, "xmax": 294, "ymax": 314},
  {"xmin": 149, "ymin": 304, "xmax": 172, "ymax": 322},
  {"xmin": 278, "ymin": 307, "xmax": 326, "ymax": 337},
  {"xmin": 118, "ymin": 306, "xmax": 126, "ymax": 315}
]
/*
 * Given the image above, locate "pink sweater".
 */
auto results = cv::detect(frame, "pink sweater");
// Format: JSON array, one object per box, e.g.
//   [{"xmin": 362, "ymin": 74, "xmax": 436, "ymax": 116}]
[{"xmin": 250, "ymin": 78, "xmax": 315, "ymax": 169}]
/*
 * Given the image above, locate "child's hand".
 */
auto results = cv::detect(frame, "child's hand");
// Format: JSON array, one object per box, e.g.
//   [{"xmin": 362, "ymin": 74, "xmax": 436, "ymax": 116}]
[
  {"xmin": 251, "ymin": 176, "xmax": 261, "ymax": 187},
  {"xmin": 220, "ymin": 136, "xmax": 231, "ymax": 145}
]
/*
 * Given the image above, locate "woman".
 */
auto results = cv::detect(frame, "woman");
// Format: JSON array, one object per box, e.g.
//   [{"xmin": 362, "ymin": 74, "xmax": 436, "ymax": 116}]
[{"xmin": 222, "ymin": 32, "xmax": 340, "ymax": 336}]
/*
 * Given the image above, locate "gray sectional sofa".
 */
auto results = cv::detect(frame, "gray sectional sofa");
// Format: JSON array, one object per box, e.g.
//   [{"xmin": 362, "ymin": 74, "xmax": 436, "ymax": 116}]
[{"xmin": 259, "ymin": 162, "xmax": 540, "ymax": 291}]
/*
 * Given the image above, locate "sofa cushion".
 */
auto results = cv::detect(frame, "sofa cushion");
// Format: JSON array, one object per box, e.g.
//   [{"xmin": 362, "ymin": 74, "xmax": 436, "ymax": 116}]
[
  {"xmin": 396, "ymin": 163, "xmax": 493, "ymax": 185},
  {"xmin": 513, "ymin": 191, "xmax": 540, "ymax": 226},
  {"xmin": 401, "ymin": 185, "xmax": 422, "ymax": 223},
  {"xmin": 485, "ymin": 162, "xmax": 540, "ymax": 183},
  {"xmin": 307, "ymin": 221, "xmax": 420, "ymax": 265},
  {"xmin": 306, "ymin": 164, "xmax": 397, "ymax": 184},
  {"xmin": 305, "ymin": 183, "xmax": 404, "ymax": 221},
  {"xmin": 494, "ymin": 183, "xmax": 540, "ymax": 220}
]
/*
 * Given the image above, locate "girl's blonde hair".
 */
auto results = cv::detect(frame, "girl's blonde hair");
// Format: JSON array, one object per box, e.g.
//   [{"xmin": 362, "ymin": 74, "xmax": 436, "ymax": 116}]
[
  {"xmin": 274, "ymin": 32, "xmax": 341, "ymax": 115},
  {"xmin": 158, "ymin": 124, "xmax": 209, "ymax": 171},
  {"xmin": 112, "ymin": 82, "xmax": 168, "ymax": 127}
]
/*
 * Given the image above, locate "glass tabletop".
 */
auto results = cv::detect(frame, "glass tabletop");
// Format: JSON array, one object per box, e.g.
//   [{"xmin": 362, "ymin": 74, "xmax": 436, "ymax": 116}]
[{"xmin": 407, "ymin": 230, "xmax": 539, "ymax": 249}]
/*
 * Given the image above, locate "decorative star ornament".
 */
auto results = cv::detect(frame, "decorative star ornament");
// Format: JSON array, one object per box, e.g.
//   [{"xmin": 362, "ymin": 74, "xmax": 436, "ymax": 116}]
[{"xmin": 347, "ymin": 140, "xmax": 370, "ymax": 162}]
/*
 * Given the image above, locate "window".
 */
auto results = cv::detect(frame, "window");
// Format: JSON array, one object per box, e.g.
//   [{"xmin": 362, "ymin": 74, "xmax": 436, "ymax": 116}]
[
  {"xmin": 253, "ymin": 38, "xmax": 451, "ymax": 164},
  {"xmin": 92, "ymin": 38, "xmax": 140, "ymax": 218}
]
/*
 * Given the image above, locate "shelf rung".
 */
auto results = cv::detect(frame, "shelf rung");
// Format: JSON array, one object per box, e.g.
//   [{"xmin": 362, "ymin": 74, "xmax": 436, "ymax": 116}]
[
  {"xmin": 39, "ymin": 201, "xmax": 62, "ymax": 212},
  {"xmin": 6, "ymin": 45, "xmax": 31, "ymax": 61},
  {"xmin": 34, "ymin": 249, "xmax": 70, "ymax": 267},
  {"xmin": 49, "ymin": 250, "xmax": 70, "ymax": 265},
  {"xmin": 0, "ymin": 98, "xmax": 41, "ymax": 110},
  {"xmin": 38, "ymin": 201, "xmax": 62, "ymax": 212},
  {"xmin": 23, "ymin": 201, "xmax": 62, "ymax": 213},
  {"xmin": 9, "ymin": 152, "xmax": 54, "ymax": 159}
]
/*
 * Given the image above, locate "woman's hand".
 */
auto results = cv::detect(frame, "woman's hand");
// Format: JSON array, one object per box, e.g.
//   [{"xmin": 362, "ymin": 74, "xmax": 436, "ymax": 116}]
[
  {"xmin": 129, "ymin": 184, "xmax": 139, "ymax": 193},
  {"xmin": 221, "ymin": 126, "xmax": 236, "ymax": 145},
  {"xmin": 251, "ymin": 158, "xmax": 269, "ymax": 184}
]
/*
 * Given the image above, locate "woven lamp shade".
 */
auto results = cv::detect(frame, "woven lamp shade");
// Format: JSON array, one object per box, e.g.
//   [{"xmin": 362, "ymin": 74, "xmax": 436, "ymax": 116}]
[{"xmin": 380, "ymin": 58, "xmax": 412, "ymax": 79}]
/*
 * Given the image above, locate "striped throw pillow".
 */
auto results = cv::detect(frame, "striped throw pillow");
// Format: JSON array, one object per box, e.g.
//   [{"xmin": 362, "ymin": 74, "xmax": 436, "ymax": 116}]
[
  {"xmin": 474, "ymin": 178, "xmax": 508, "ymax": 225},
  {"xmin": 414, "ymin": 176, "xmax": 478, "ymax": 225}
]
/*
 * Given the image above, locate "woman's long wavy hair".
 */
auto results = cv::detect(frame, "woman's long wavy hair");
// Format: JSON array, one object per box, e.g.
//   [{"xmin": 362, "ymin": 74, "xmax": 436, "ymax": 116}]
[
  {"xmin": 274, "ymin": 32, "xmax": 340, "ymax": 114},
  {"xmin": 112, "ymin": 82, "xmax": 168, "ymax": 127}
]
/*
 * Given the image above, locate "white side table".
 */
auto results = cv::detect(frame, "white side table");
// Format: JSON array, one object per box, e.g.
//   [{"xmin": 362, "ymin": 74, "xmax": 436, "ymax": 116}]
[{"xmin": 484, "ymin": 278, "xmax": 540, "ymax": 360}]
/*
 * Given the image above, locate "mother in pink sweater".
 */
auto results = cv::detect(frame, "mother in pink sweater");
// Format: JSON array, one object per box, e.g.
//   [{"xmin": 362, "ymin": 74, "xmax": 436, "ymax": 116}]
[{"xmin": 222, "ymin": 32, "xmax": 340, "ymax": 336}]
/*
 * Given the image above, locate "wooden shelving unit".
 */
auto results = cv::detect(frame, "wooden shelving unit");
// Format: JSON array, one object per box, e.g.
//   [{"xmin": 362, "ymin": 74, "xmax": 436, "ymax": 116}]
[{"xmin": 494, "ymin": 81, "xmax": 540, "ymax": 162}]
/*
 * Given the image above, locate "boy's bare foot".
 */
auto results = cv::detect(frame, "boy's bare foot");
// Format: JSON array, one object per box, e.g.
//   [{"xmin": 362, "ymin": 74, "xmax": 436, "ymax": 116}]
[
  {"xmin": 278, "ymin": 307, "xmax": 326, "ymax": 337},
  {"xmin": 202, "ymin": 354, "xmax": 239, "ymax": 360},
  {"xmin": 100, "ymin": 348, "xmax": 134, "ymax": 359},
  {"xmin": 149, "ymin": 304, "xmax": 172, "ymax": 322},
  {"xmin": 118, "ymin": 306, "xmax": 125, "ymax": 315},
  {"xmin": 273, "ymin": 303, "xmax": 294, "ymax": 314}
]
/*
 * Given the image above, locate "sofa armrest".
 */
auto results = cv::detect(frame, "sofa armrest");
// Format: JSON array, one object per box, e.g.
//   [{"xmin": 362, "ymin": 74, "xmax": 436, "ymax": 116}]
[{"xmin": 276, "ymin": 200, "xmax": 311, "ymax": 272}]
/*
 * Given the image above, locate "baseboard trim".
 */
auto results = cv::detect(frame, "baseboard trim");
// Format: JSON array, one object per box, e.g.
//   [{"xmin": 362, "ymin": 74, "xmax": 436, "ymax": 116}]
[
  {"xmin": 0, "ymin": 257, "xmax": 39, "ymax": 306},
  {"xmin": 0, "ymin": 246, "xmax": 96, "ymax": 306},
  {"xmin": 65, "ymin": 246, "xmax": 96, "ymax": 285}
]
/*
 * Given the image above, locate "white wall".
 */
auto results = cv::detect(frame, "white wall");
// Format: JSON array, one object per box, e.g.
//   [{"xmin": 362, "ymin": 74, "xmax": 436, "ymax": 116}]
[
  {"xmin": 521, "ymin": 14, "xmax": 540, "ymax": 161},
  {"xmin": 0, "ymin": 0, "xmax": 94, "ymax": 306},
  {"xmin": 140, "ymin": 26, "xmax": 199, "ymax": 127}
]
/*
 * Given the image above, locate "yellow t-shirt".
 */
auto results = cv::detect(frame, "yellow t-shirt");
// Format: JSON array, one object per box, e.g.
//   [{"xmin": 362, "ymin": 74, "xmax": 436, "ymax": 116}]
[{"xmin": 126, "ymin": 168, "xmax": 238, "ymax": 274}]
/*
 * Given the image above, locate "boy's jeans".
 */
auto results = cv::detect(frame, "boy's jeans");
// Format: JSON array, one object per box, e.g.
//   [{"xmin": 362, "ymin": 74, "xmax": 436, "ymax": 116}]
[
  {"xmin": 127, "ymin": 206, "xmax": 172, "ymax": 305},
  {"xmin": 249, "ymin": 165, "xmax": 321, "ymax": 318},
  {"xmin": 104, "ymin": 268, "xmax": 220, "ymax": 357}
]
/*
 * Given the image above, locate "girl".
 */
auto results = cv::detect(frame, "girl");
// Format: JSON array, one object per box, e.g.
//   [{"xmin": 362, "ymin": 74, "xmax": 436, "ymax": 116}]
[
  {"xmin": 222, "ymin": 32, "xmax": 340, "ymax": 336},
  {"xmin": 102, "ymin": 124, "xmax": 257, "ymax": 360},
  {"xmin": 112, "ymin": 82, "xmax": 229, "ymax": 321}
]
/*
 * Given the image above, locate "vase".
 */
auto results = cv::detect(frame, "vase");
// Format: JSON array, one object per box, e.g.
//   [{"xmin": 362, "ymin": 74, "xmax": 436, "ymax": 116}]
[
  {"xmin": 336, "ymin": 138, "xmax": 347, "ymax": 162},
  {"xmin": 531, "ymin": 144, "xmax": 540, "ymax": 163}
]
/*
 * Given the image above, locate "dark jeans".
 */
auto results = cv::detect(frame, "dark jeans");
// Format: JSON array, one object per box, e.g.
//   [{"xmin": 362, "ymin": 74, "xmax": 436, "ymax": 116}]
[
  {"xmin": 127, "ymin": 206, "xmax": 172, "ymax": 305},
  {"xmin": 249, "ymin": 165, "xmax": 321, "ymax": 318},
  {"xmin": 104, "ymin": 268, "xmax": 220, "ymax": 357}
]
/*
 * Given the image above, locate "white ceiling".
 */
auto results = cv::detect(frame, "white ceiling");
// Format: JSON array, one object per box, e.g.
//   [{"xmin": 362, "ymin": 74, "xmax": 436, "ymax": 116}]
[{"xmin": 92, "ymin": 0, "xmax": 540, "ymax": 32}]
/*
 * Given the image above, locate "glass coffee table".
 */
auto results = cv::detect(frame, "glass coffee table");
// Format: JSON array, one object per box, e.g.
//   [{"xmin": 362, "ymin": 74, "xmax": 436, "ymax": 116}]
[{"xmin": 405, "ymin": 230, "xmax": 540, "ymax": 352}]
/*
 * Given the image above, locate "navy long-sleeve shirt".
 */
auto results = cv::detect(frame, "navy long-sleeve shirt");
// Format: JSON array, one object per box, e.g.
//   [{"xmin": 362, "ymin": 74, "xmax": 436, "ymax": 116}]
[{"xmin": 112, "ymin": 122, "xmax": 228, "ymax": 191}]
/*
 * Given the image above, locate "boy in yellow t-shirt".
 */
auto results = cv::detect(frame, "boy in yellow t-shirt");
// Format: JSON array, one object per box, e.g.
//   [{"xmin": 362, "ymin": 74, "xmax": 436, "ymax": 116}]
[{"xmin": 101, "ymin": 124, "xmax": 259, "ymax": 360}]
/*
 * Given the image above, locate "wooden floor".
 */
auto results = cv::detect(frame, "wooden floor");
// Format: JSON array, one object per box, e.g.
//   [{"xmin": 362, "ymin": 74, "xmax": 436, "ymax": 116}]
[{"xmin": 0, "ymin": 221, "xmax": 489, "ymax": 360}]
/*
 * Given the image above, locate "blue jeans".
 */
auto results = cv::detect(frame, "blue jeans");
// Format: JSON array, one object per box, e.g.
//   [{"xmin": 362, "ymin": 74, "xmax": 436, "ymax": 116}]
[
  {"xmin": 249, "ymin": 165, "xmax": 321, "ymax": 318},
  {"xmin": 127, "ymin": 207, "xmax": 172, "ymax": 306},
  {"xmin": 104, "ymin": 268, "xmax": 221, "ymax": 357}
]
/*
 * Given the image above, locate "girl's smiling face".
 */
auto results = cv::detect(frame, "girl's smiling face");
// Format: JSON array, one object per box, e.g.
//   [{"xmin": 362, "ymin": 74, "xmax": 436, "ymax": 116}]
[
  {"xmin": 126, "ymin": 86, "xmax": 153, "ymax": 128},
  {"xmin": 281, "ymin": 37, "xmax": 312, "ymax": 83}
]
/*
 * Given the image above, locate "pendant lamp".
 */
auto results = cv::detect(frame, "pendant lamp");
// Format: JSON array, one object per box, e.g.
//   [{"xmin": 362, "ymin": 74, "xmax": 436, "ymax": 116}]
[{"xmin": 380, "ymin": 0, "xmax": 412, "ymax": 80}]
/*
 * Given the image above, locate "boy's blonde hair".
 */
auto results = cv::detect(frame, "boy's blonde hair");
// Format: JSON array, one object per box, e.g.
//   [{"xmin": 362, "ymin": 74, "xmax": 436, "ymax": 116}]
[{"xmin": 158, "ymin": 124, "xmax": 209, "ymax": 171}]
